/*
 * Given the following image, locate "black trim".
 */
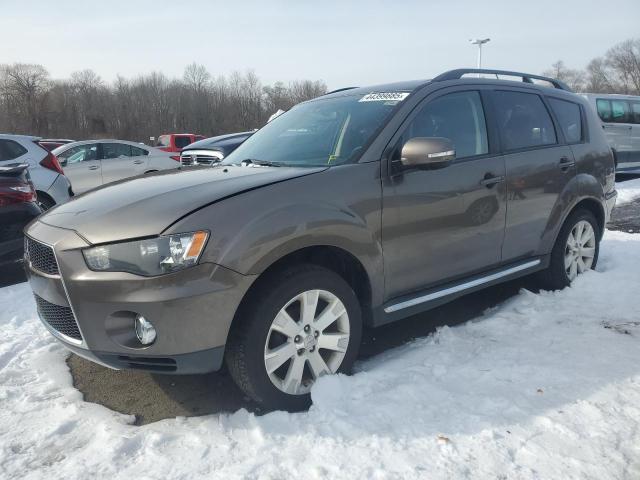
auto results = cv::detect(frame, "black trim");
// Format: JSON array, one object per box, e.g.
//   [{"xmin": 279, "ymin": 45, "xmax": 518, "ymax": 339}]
[
  {"xmin": 433, "ymin": 69, "xmax": 572, "ymax": 92},
  {"xmin": 60, "ymin": 342, "xmax": 226, "ymax": 374}
]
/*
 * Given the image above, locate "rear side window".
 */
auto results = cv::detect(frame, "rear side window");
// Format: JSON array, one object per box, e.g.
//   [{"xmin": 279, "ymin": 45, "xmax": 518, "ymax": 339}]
[
  {"xmin": 493, "ymin": 91, "xmax": 557, "ymax": 151},
  {"xmin": 131, "ymin": 146, "xmax": 149, "ymax": 156},
  {"xmin": 597, "ymin": 99, "xmax": 631, "ymax": 123},
  {"xmin": 174, "ymin": 136, "xmax": 193, "ymax": 149},
  {"xmin": 404, "ymin": 91, "xmax": 489, "ymax": 159},
  {"xmin": 547, "ymin": 98, "xmax": 583, "ymax": 144},
  {"xmin": 102, "ymin": 143, "xmax": 132, "ymax": 159},
  {"xmin": 631, "ymin": 102, "xmax": 640, "ymax": 124},
  {"xmin": 0, "ymin": 139, "xmax": 28, "ymax": 161}
]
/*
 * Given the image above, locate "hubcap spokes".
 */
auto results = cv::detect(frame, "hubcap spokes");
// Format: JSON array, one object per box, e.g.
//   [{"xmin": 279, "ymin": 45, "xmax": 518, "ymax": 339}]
[
  {"xmin": 564, "ymin": 220, "xmax": 596, "ymax": 281},
  {"xmin": 264, "ymin": 289, "xmax": 350, "ymax": 395}
]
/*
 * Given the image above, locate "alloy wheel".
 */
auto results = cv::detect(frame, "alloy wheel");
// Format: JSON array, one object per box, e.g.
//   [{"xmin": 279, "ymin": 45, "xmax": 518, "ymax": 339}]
[
  {"xmin": 263, "ymin": 289, "xmax": 350, "ymax": 395},
  {"xmin": 564, "ymin": 220, "xmax": 596, "ymax": 281}
]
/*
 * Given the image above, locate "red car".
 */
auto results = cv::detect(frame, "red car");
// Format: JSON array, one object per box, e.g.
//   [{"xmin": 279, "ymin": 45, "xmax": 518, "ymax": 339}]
[{"xmin": 155, "ymin": 133, "xmax": 205, "ymax": 152}]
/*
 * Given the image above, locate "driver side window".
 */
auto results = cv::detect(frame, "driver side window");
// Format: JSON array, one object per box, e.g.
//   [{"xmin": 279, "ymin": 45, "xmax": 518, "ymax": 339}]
[
  {"xmin": 59, "ymin": 144, "xmax": 98, "ymax": 165},
  {"xmin": 402, "ymin": 91, "xmax": 489, "ymax": 160}
]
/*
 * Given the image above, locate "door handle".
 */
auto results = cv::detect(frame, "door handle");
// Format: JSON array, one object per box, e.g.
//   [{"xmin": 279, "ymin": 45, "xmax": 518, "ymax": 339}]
[
  {"xmin": 559, "ymin": 157, "xmax": 575, "ymax": 172},
  {"xmin": 480, "ymin": 174, "xmax": 505, "ymax": 188},
  {"xmin": 133, "ymin": 160, "xmax": 144, "ymax": 164},
  {"xmin": 88, "ymin": 165, "xmax": 99, "ymax": 170}
]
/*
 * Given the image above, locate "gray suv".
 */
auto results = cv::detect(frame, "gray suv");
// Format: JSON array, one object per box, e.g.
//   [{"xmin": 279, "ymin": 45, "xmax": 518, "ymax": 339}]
[{"xmin": 24, "ymin": 69, "xmax": 617, "ymax": 410}]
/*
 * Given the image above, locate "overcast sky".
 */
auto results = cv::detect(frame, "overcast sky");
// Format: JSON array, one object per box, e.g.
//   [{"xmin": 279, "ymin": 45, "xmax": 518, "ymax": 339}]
[{"xmin": 2, "ymin": 0, "xmax": 638, "ymax": 89}]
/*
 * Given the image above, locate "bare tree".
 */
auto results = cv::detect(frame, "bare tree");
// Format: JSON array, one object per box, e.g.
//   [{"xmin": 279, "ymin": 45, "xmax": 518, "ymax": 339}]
[
  {"xmin": 0, "ymin": 61, "xmax": 326, "ymax": 141},
  {"xmin": 543, "ymin": 60, "xmax": 585, "ymax": 91},
  {"xmin": 605, "ymin": 39, "xmax": 640, "ymax": 94}
]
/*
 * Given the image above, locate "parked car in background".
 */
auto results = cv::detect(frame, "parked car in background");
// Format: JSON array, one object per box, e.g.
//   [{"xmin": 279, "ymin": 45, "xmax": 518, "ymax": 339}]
[
  {"xmin": 581, "ymin": 93, "xmax": 640, "ymax": 173},
  {"xmin": 155, "ymin": 133, "xmax": 205, "ymax": 152},
  {"xmin": 53, "ymin": 140, "xmax": 181, "ymax": 194},
  {"xmin": 180, "ymin": 131, "xmax": 254, "ymax": 166},
  {"xmin": 39, "ymin": 139, "xmax": 75, "ymax": 152},
  {"xmin": 0, "ymin": 164, "xmax": 41, "ymax": 268},
  {"xmin": 24, "ymin": 69, "xmax": 616, "ymax": 411},
  {"xmin": 0, "ymin": 134, "xmax": 72, "ymax": 210}
]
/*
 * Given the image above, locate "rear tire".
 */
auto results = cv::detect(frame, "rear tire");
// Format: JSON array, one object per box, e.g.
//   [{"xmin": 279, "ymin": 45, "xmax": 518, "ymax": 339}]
[
  {"xmin": 538, "ymin": 209, "xmax": 600, "ymax": 290},
  {"xmin": 226, "ymin": 264, "xmax": 362, "ymax": 411}
]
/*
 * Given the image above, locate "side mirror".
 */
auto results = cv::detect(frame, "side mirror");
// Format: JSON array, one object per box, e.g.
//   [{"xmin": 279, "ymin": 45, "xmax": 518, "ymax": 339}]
[{"xmin": 400, "ymin": 137, "xmax": 456, "ymax": 168}]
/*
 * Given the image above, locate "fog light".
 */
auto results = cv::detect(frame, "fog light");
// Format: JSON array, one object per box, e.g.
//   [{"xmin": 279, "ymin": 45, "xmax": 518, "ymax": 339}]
[{"xmin": 134, "ymin": 315, "xmax": 156, "ymax": 345}]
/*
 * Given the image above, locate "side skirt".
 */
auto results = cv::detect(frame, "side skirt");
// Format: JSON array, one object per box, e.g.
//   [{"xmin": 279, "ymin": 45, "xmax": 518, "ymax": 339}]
[{"xmin": 373, "ymin": 256, "xmax": 548, "ymax": 327}]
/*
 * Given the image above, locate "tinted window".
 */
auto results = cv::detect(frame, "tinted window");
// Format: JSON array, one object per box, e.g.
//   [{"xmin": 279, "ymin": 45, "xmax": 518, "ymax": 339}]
[
  {"xmin": 630, "ymin": 102, "xmax": 640, "ymax": 124},
  {"xmin": 404, "ymin": 91, "xmax": 489, "ymax": 159},
  {"xmin": 548, "ymin": 98, "xmax": 583, "ymax": 144},
  {"xmin": 130, "ymin": 146, "xmax": 149, "ymax": 156},
  {"xmin": 493, "ymin": 91, "xmax": 557, "ymax": 151},
  {"xmin": 102, "ymin": 143, "xmax": 131, "ymax": 159},
  {"xmin": 174, "ymin": 136, "xmax": 193, "ymax": 149},
  {"xmin": 58, "ymin": 144, "xmax": 98, "ymax": 165},
  {"xmin": 597, "ymin": 99, "xmax": 631, "ymax": 123},
  {"xmin": 0, "ymin": 139, "xmax": 28, "ymax": 161}
]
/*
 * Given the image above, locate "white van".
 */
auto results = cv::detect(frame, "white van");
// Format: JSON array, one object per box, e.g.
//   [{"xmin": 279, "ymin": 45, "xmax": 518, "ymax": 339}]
[{"xmin": 581, "ymin": 93, "xmax": 640, "ymax": 173}]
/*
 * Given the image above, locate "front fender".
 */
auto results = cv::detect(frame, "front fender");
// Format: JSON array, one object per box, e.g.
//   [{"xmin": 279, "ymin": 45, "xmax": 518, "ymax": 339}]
[{"xmin": 166, "ymin": 163, "xmax": 385, "ymax": 305}]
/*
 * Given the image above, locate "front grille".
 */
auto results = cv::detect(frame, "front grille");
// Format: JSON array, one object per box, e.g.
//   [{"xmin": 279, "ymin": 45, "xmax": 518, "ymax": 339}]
[
  {"xmin": 34, "ymin": 294, "xmax": 82, "ymax": 341},
  {"xmin": 180, "ymin": 152, "xmax": 222, "ymax": 167},
  {"xmin": 25, "ymin": 237, "xmax": 59, "ymax": 276}
]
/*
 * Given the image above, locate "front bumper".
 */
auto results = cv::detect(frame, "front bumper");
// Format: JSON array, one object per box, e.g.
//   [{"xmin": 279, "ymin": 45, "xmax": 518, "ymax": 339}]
[{"xmin": 24, "ymin": 220, "xmax": 256, "ymax": 374}]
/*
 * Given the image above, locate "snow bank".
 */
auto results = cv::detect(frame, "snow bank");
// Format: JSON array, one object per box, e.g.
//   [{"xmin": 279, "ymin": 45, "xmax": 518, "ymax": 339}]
[
  {"xmin": 1, "ymin": 231, "xmax": 640, "ymax": 479},
  {"xmin": 617, "ymin": 177, "xmax": 640, "ymax": 205}
]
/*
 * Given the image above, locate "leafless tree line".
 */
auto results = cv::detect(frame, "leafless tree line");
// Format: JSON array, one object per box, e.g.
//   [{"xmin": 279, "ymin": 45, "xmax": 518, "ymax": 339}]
[
  {"xmin": 0, "ymin": 62, "xmax": 326, "ymax": 142},
  {"xmin": 543, "ymin": 38, "xmax": 640, "ymax": 94}
]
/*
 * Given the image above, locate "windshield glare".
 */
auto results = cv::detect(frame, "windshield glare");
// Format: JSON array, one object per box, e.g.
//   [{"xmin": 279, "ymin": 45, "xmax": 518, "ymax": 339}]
[{"xmin": 223, "ymin": 94, "xmax": 404, "ymax": 167}]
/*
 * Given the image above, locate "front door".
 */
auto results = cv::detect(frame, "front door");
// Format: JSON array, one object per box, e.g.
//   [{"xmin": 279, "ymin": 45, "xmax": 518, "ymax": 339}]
[
  {"xmin": 491, "ymin": 90, "xmax": 577, "ymax": 261},
  {"xmin": 59, "ymin": 143, "xmax": 101, "ymax": 194},
  {"xmin": 382, "ymin": 89, "xmax": 507, "ymax": 300}
]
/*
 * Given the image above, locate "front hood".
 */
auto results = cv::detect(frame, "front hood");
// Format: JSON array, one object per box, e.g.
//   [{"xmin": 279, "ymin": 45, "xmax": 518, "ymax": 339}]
[{"xmin": 40, "ymin": 165, "xmax": 324, "ymax": 244}]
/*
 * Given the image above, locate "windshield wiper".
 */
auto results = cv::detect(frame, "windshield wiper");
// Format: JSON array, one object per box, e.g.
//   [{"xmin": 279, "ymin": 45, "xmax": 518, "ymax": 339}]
[{"xmin": 239, "ymin": 158, "xmax": 283, "ymax": 167}]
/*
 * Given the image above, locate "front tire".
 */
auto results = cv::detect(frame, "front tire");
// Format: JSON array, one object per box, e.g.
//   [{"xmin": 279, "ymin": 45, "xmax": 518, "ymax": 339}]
[
  {"xmin": 538, "ymin": 209, "xmax": 600, "ymax": 290},
  {"xmin": 226, "ymin": 264, "xmax": 362, "ymax": 411}
]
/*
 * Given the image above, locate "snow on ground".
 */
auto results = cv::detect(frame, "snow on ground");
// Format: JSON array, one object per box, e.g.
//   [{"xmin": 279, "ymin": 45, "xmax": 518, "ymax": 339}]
[
  {"xmin": 617, "ymin": 176, "xmax": 640, "ymax": 204},
  {"xmin": 1, "ymin": 231, "xmax": 640, "ymax": 480}
]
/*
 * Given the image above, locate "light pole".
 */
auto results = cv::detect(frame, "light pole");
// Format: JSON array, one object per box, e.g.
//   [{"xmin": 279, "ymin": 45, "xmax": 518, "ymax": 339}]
[{"xmin": 469, "ymin": 38, "xmax": 491, "ymax": 69}]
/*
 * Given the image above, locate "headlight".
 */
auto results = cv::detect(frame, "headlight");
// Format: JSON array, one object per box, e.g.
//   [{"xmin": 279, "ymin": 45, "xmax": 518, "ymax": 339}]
[{"xmin": 83, "ymin": 231, "xmax": 208, "ymax": 276}]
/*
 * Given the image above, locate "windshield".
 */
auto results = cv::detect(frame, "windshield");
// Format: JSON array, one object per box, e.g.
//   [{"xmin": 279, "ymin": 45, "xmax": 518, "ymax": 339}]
[{"xmin": 222, "ymin": 93, "xmax": 407, "ymax": 167}]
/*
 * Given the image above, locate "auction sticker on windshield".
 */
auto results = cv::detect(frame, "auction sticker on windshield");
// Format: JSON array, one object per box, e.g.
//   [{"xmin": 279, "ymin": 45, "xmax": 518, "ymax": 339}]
[{"xmin": 359, "ymin": 92, "xmax": 410, "ymax": 103}]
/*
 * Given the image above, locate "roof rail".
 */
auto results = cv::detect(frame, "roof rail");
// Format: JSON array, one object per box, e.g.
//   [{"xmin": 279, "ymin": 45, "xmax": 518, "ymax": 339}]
[
  {"xmin": 432, "ymin": 69, "xmax": 572, "ymax": 92},
  {"xmin": 323, "ymin": 87, "xmax": 358, "ymax": 96}
]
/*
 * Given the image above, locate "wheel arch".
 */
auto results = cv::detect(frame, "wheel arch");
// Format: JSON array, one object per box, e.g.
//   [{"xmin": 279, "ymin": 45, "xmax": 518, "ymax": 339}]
[{"xmin": 233, "ymin": 245, "xmax": 375, "ymax": 330}]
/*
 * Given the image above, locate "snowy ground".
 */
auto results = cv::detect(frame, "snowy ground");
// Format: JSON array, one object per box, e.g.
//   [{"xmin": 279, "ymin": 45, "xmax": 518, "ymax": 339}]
[
  {"xmin": 1, "ymin": 230, "xmax": 640, "ymax": 479},
  {"xmin": 617, "ymin": 176, "xmax": 640, "ymax": 205}
]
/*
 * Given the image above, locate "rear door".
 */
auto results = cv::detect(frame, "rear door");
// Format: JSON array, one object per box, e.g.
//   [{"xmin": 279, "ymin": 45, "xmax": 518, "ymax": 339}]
[
  {"xmin": 596, "ymin": 98, "xmax": 633, "ymax": 164},
  {"xmin": 58, "ymin": 144, "xmax": 101, "ymax": 194},
  {"xmin": 491, "ymin": 89, "xmax": 576, "ymax": 261},
  {"xmin": 100, "ymin": 143, "xmax": 145, "ymax": 184}
]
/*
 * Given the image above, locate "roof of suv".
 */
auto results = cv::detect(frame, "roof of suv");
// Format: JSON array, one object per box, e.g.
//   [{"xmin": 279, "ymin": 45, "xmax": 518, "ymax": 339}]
[{"xmin": 318, "ymin": 69, "xmax": 573, "ymax": 101}]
